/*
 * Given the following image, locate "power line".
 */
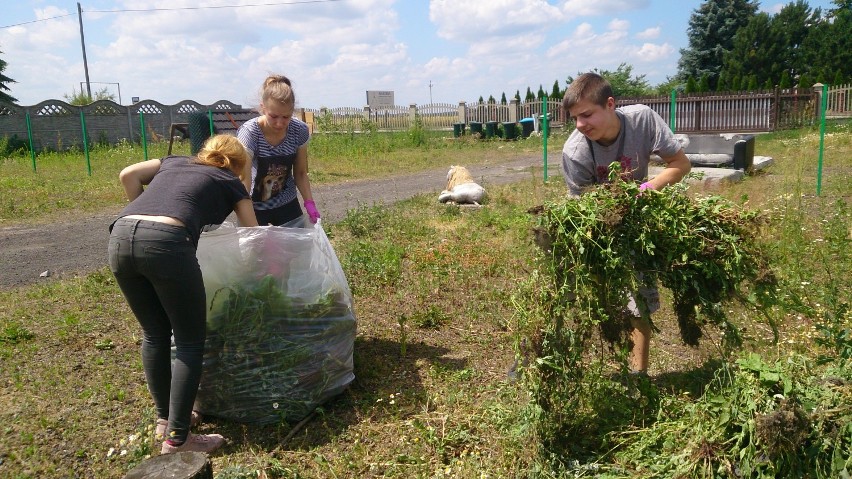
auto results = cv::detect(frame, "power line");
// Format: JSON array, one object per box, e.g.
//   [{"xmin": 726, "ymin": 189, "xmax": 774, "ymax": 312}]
[
  {"xmin": 86, "ymin": 0, "xmax": 342, "ymax": 14},
  {"xmin": 1, "ymin": 13, "xmax": 76, "ymax": 29},
  {"xmin": 0, "ymin": 0, "xmax": 342, "ymax": 29}
]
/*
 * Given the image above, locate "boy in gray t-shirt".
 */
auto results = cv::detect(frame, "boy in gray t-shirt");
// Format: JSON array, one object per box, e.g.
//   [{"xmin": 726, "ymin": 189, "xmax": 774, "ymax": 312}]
[{"xmin": 560, "ymin": 72, "xmax": 692, "ymax": 374}]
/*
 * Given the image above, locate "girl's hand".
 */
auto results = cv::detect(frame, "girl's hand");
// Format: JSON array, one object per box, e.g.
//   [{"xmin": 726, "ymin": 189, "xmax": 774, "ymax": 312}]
[{"xmin": 304, "ymin": 200, "xmax": 320, "ymax": 223}]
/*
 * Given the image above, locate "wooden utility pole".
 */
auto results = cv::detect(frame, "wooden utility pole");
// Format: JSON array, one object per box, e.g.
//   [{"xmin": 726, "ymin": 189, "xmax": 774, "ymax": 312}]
[{"xmin": 77, "ymin": 2, "xmax": 91, "ymax": 98}]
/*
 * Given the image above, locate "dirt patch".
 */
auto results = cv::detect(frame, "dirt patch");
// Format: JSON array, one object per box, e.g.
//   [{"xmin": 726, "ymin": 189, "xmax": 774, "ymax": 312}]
[{"xmin": 0, "ymin": 156, "xmax": 545, "ymax": 290}]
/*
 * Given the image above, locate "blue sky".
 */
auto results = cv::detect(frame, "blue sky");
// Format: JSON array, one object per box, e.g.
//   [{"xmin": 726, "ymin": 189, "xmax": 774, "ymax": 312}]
[{"xmin": 0, "ymin": 0, "xmax": 838, "ymax": 109}]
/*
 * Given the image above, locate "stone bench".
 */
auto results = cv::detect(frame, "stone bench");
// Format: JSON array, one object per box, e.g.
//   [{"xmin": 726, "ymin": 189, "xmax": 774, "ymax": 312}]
[{"xmin": 677, "ymin": 133, "xmax": 756, "ymax": 171}]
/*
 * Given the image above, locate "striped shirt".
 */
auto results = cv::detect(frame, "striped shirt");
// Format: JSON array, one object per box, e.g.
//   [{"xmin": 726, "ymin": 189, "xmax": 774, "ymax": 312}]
[{"xmin": 237, "ymin": 116, "xmax": 310, "ymax": 210}]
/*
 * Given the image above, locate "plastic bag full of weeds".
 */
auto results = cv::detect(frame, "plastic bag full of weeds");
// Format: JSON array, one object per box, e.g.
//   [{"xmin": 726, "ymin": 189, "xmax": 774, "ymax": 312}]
[{"xmin": 192, "ymin": 219, "xmax": 356, "ymax": 424}]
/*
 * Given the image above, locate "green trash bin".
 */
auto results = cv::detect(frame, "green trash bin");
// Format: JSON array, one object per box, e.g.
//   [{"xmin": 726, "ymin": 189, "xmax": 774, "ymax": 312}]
[
  {"xmin": 453, "ymin": 122, "xmax": 465, "ymax": 138},
  {"xmin": 469, "ymin": 121, "xmax": 483, "ymax": 138},
  {"xmin": 188, "ymin": 112, "xmax": 213, "ymax": 155},
  {"xmin": 502, "ymin": 122, "xmax": 518, "ymax": 140},
  {"xmin": 485, "ymin": 121, "xmax": 498, "ymax": 139},
  {"xmin": 538, "ymin": 113, "xmax": 552, "ymax": 137},
  {"xmin": 519, "ymin": 118, "xmax": 534, "ymax": 138}
]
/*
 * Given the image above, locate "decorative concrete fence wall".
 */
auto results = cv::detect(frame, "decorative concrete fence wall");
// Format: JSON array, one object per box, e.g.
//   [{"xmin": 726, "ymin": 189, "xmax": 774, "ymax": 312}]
[{"xmin": 0, "ymin": 99, "xmax": 245, "ymax": 152}]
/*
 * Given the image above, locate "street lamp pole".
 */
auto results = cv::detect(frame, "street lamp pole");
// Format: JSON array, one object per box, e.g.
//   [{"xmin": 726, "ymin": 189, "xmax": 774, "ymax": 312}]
[
  {"xmin": 77, "ymin": 2, "xmax": 92, "ymax": 98},
  {"xmin": 429, "ymin": 80, "xmax": 433, "ymax": 105}
]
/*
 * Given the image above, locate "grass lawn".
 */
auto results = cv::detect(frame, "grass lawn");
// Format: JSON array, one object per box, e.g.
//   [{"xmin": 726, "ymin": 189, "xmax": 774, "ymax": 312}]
[{"xmin": 0, "ymin": 122, "xmax": 850, "ymax": 478}]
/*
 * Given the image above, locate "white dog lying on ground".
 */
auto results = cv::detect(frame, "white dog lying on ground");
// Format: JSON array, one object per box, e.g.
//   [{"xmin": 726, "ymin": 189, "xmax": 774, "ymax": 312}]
[{"xmin": 438, "ymin": 165, "xmax": 486, "ymax": 205}]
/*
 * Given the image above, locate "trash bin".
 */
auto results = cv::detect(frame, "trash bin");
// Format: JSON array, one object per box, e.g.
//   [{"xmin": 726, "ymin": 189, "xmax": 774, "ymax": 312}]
[
  {"xmin": 469, "ymin": 121, "xmax": 483, "ymax": 138},
  {"xmin": 188, "ymin": 112, "xmax": 213, "ymax": 155},
  {"xmin": 538, "ymin": 113, "xmax": 552, "ymax": 136},
  {"xmin": 485, "ymin": 121, "xmax": 498, "ymax": 139},
  {"xmin": 502, "ymin": 122, "xmax": 518, "ymax": 140},
  {"xmin": 519, "ymin": 117, "xmax": 535, "ymax": 138},
  {"xmin": 453, "ymin": 122, "xmax": 465, "ymax": 138}
]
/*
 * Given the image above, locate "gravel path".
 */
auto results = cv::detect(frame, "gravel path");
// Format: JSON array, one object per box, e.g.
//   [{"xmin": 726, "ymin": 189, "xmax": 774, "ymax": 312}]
[{"xmin": 0, "ymin": 156, "xmax": 545, "ymax": 290}]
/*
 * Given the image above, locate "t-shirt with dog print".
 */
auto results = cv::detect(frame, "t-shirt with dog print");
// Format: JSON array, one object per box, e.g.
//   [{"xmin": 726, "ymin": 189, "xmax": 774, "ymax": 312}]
[{"xmin": 237, "ymin": 116, "xmax": 310, "ymax": 211}]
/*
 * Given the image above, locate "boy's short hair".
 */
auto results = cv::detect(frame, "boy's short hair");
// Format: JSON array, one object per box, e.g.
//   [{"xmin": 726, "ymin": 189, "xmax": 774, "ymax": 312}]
[{"xmin": 562, "ymin": 73, "xmax": 614, "ymax": 112}]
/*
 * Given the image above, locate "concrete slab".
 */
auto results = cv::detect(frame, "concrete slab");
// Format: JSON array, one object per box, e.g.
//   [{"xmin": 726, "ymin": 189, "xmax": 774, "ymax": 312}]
[{"xmin": 650, "ymin": 155, "xmax": 774, "ymax": 188}]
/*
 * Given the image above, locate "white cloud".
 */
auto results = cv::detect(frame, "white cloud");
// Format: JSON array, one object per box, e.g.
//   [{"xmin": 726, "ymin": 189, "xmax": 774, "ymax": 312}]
[
  {"xmin": 608, "ymin": 18, "xmax": 630, "ymax": 32},
  {"xmin": 633, "ymin": 42, "xmax": 674, "ymax": 62},
  {"xmin": 544, "ymin": 19, "xmax": 674, "ymax": 79},
  {"xmin": 636, "ymin": 27, "xmax": 661, "ymax": 40},
  {"xmin": 561, "ymin": 0, "xmax": 650, "ymax": 17},
  {"xmin": 761, "ymin": 3, "xmax": 786, "ymax": 15},
  {"xmin": 2, "ymin": 0, "xmax": 690, "ymax": 108},
  {"xmin": 430, "ymin": 0, "xmax": 563, "ymax": 42}
]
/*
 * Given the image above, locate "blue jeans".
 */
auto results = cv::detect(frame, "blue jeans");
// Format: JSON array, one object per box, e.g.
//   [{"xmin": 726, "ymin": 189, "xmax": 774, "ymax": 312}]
[{"xmin": 108, "ymin": 217, "xmax": 205, "ymax": 442}]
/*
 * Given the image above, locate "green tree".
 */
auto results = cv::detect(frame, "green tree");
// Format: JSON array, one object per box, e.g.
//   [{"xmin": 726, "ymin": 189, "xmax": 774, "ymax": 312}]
[
  {"xmin": 654, "ymin": 76, "xmax": 682, "ymax": 95},
  {"xmin": 0, "ymin": 50, "xmax": 18, "ymax": 104},
  {"xmin": 551, "ymin": 80, "xmax": 562, "ymax": 100},
  {"xmin": 797, "ymin": 72, "xmax": 813, "ymax": 88},
  {"xmin": 801, "ymin": 1, "xmax": 852, "ymax": 85},
  {"xmin": 731, "ymin": 74, "xmax": 741, "ymax": 91},
  {"xmin": 514, "ymin": 90, "xmax": 521, "ymax": 102},
  {"xmin": 500, "ymin": 92, "xmax": 507, "ymax": 105},
  {"xmin": 525, "ymin": 87, "xmax": 534, "ymax": 102},
  {"xmin": 779, "ymin": 70, "xmax": 792, "ymax": 88},
  {"xmin": 723, "ymin": 1, "xmax": 819, "ymax": 91},
  {"xmin": 64, "ymin": 86, "xmax": 116, "ymax": 105},
  {"xmin": 720, "ymin": 12, "xmax": 774, "ymax": 88},
  {"xmin": 699, "ymin": 74, "xmax": 711, "ymax": 92},
  {"xmin": 566, "ymin": 63, "xmax": 651, "ymax": 97},
  {"xmin": 747, "ymin": 75, "xmax": 759, "ymax": 90},
  {"xmin": 717, "ymin": 72, "xmax": 729, "ymax": 91},
  {"xmin": 770, "ymin": 1, "xmax": 819, "ymax": 82},
  {"xmin": 686, "ymin": 76, "xmax": 699, "ymax": 93},
  {"xmin": 678, "ymin": 0, "xmax": 759, "ymax": 86}
]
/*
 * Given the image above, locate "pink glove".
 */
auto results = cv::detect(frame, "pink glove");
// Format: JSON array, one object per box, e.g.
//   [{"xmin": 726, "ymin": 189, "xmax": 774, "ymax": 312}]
[{"xmin": 304, "ymin": 200, "xmax": 320, "ymax": 223}]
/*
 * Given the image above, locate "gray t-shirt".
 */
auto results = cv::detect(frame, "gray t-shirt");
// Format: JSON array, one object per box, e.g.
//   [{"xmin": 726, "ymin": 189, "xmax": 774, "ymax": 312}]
[{"xmin": 561, "ymin": 104, "xmax": 681, "ymax": 196}]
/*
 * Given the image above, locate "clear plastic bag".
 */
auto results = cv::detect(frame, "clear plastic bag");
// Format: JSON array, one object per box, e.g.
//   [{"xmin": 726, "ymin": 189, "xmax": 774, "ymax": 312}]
[{"xmin": 193, "ymin": 220, "xmax": 356, "ymax": 423}]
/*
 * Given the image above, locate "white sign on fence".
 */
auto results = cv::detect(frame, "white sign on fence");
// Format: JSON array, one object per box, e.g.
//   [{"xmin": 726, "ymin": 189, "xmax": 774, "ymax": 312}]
[{"xmin": 366, "ymin": 90, "xmax": 394, "ymax": 109}]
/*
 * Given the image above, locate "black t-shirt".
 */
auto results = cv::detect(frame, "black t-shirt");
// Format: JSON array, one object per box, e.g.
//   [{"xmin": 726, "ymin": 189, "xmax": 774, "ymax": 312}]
[{"xmin": 117, "ymin": 156, "xmax": 249, "ymax": 244}]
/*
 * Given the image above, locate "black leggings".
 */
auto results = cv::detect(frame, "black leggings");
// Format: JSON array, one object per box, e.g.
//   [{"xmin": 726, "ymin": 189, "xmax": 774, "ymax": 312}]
[
  {"xmin": 254, "ymin": 198, "xmax": 304, "ymax": 226},
  {"xmin": 108, "ymin": 218, "xmax": 205, "ymax": 443}
]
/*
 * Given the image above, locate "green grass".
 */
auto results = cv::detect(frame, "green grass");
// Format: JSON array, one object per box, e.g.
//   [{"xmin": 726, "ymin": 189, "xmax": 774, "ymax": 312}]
[
  {"xmin": 0, "ymin": 128, "xmax": 563, "ymax": 224},
  {"xmin": 0, "ymin": 121, "xmax": 850, "ymax": 478}
]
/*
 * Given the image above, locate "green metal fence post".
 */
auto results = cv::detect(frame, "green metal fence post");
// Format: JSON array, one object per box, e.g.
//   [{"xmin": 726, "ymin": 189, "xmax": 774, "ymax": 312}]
[
  {"xmin": 816, "ymin": 83, "xmax": 828, "ymax": 196},
  {"xmin": 208, "ymin": 110, "xmax": 214, "ymax": 137},
  {"xmin": 25, "ymin": 112, "xmax": 36, "ymax": 172},
  {"xmin": 542, "ymin": 95, "xmax": 548, "ymax": 181},
  {"xmin": 669, "ymin": 89, "xmax": 677, "ymax": 133},
  {"xmin": 139, "ymin": 112, "xmax": 149, "ymax": 161},
  {"xmin": 80, "ymin": 110, "xmax": 92, "ymax": 176}
]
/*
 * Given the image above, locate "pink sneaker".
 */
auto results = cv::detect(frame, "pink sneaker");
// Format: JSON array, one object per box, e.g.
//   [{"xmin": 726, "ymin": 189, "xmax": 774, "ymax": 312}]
[
  {"xmin": 154, "ymin": 411, "xmax": 202, "ymax": 439},
  {"xmin": 160, "ymin": 432, "xmax": 225, "ymax": 454}
]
